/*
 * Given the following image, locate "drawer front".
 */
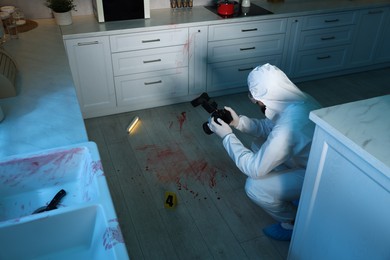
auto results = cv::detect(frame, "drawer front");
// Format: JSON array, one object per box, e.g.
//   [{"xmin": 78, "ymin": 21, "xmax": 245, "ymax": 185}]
[
  {"xmin": 208, "ymin": 19, "xmax": 287, "ymax": 41},
  {"xmin": 301, "ymin": 11, "xmax": 357, "ymax": 30},
  {"xmin": 293, "ymin": 46, "xmax": 349, "ymax": 77},
  {"xmin": 112, "ymin": 46, "xmax": 188, "ymax": 76},
  {"xmin": 298, "ymin": 26, "xmax": 354, "ymax": 51},
  {"xmin": 110, "ymin": 28, "xmax": 188, "ymax": 52},
  {"xmin": 207, "ymin": 56, "xmax": 282, "ymax": 92},
  {"xmin": 208, "ymin": 34, "xmax": 285, "ymax": 63},
  {"xmin": 115, "ymin": 68, "xmax": 188, "ymax": 106}
]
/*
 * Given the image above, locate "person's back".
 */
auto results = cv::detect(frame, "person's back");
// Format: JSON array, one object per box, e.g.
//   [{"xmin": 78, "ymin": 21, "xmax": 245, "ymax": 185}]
[{"xmin": 274, "ymin": 94, "xmax": 321, "ymax": 169}]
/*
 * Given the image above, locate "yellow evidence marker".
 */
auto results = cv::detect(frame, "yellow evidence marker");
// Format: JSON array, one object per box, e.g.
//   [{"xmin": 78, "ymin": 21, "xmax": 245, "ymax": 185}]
[{"xmin": 164, "ymin": 191, "xmax": 177, "ymax": 208}]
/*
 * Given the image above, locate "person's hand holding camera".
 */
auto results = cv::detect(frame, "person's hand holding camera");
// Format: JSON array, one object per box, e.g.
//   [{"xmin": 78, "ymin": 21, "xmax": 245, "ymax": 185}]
[
  {"xmin": 224, "ymin": 106, "xmax": 240, "ymax": 128},
  {"xmin": 208, "ymin": 117, "xmax": 232, "ymax": 139}
]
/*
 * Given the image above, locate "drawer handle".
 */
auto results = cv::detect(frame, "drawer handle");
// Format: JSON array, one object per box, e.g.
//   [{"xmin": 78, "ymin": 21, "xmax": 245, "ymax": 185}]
[
  {"xmin": 324, "ymin": 19, "xmax": 340, "ymax": 23},
  {"xmin": 144, "ymin": 80, "xmax": 162, "ymax": 85},
  {"xmin": 321, "ymin": 36, "xmax": 336, "ymax": 41},
  {"xmin": 142, "ymin": 39, "xmax": 161, "ymax": 43},
  {"xmin": 241, "ymin": 28, "xmax": 258, "ymax": 32},
  {"xmin": 368, "ymin": 10, "xmax": 383, "ymax": 14},
  {"xmin": 240, "ymin": 47, "xmax": 256, "ymax": 51},
  {"xmin": 143, "ymin": 59, "xmax": 162, "ymax": 64},
  {"xmin": 77, "ymin": 41, "xmax": 99, "ymax": 46},
  {"xmin": 317, "ymin": 55, "xmax": 331, "ymax": 60},
  {"xmin": 238, "ymin": 67, "xmax": 254, "ymax": 72}
]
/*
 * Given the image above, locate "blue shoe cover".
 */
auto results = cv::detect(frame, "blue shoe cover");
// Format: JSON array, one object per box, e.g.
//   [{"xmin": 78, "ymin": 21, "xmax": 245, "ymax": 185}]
[{"xmin": 263, "ymin": 223, "xmax": 293, "ymax": 241}]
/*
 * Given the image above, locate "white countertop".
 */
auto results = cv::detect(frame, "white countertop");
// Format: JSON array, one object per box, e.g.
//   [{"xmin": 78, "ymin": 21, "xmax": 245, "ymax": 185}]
[
  {"xmin": 310, "ymin": 95, "xmax": 390, "ymax": 173},
  {"xmin": 0, "ymin": 19, "xmax": 88, "ymax": 158},
  {"xmin": 60, "ymin": 0, "xmax": 390, "ymax": 39}
]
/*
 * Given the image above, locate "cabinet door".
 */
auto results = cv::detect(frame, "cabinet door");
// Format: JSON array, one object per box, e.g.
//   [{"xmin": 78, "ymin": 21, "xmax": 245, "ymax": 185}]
[
  {"xmin": 297, "ymin": 26, "xmax": 354, "ymax": 51},
  {"xmin": 293, "ymin": 46, "xmax": 349, "ymax": 77},
  {"xmin": 289, "ymin": 126, "xmax": 390, "ymax": 259},
  {"xmin": 188, "ymin": 26, "xmax": 208, "ymax": 95},
  {"xmin": 208, "ymin": 34, "xmax": 285, "ymax": 63},
  {"xmin": 208, "ymin": 19, "xmax": 287, "ymax": 41},
  {"xmin": 65, "ymin": 36, "xmax": 116, "ymax": 118},
  {"xmin": 301, "ymin": 11, "xmax": 357, "ymax": 30},
  {"xmin": 115, "ymin": 68, "xmax": 188, "ymax": 107},
  {"xmin": 374, "ymin": 7, "xmax": 390, "ymax": 63},
  {"xmin": 348, "ymin": 7, "xmax": 387, "ymax": 67},
  {"xmin": 110, "ymin": 28, "xmax": 188, "ymax": 52},
  {"xmin": 207, "ymin": 56, "xmax": 282, "ymax": 93},
  {"xmin": 112, "ymin": 46, "xmax": 188, "ymax": 76}
]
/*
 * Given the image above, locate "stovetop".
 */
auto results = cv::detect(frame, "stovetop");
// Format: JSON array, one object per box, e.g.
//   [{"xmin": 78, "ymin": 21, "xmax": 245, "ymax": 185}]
[{"xmin": 204, "ymin": 2, "xmax": 273, "ymax": 18}]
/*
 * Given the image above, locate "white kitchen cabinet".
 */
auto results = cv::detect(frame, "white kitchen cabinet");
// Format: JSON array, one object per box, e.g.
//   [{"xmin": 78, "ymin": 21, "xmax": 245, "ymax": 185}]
[
  {"xmin": 374, "ymin": 7, "xmax": 390, "ymax": 63},
  {"xmin": 348, "ymin": 7, "xmax": 388, "ymax": 68},
  {"xmin": 289, "ymin": 96, "xmax": 390, "ymax": 260},
  {"xmin": 293, "ymin": 45, "xmax": 350, "ymax": 77},
  {"xmin": 115, "ymin": 68, "xmax": 188, "ymax": 109},
  {"xmin": 63, "ymin": 3, "xmax": 390, "ymax": 118},
  {"xmin": 208, "ymin": 34, "xmax": 285, "ymax": 63},
  {"xmin": 208, "ymin": 19, "xmax": 287, "ymax": 41},
  {"xmin": 109, "ymin": 28, "xmax": 188, "ymax": 52},
  {"xmin": 207, "ymin": 56, "xmax": 282, "ymax": 94},
  {"xmin": 110, "ymin": 28, "xmax": 189, "ymax": 110},
  {"xmin": 288, "ymin": 11, "xmax": 357, "ymax": 78},
  {"xmin": 65, "ymin": 36, "xmax": 116, "ymax": 119},
  {"xmin": 207, "ymin": 19, "xmax": 287, "ymax": 93},
  {"xmin": 188, "ymin": 26, "xmax": 208, "ymax": 95},
  {"xmin": 112, "ymin": 46, "xmax": 188, "ymax": 76}
]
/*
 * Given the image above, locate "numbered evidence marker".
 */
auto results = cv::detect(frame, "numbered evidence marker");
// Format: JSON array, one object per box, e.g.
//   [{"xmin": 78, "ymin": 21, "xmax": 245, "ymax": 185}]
[{"xmin": 164, "ymin": 191, "xmax": 177, "ymax": 208}]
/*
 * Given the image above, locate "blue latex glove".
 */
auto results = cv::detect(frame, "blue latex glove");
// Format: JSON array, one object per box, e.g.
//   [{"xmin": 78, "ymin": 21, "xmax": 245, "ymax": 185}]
[{"xmin": 208, "ymin": 117, "xmax": 232, "ymax": 138}]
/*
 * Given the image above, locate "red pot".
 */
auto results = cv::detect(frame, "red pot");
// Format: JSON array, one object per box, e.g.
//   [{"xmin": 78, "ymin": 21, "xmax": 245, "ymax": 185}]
[{"xmin": 217, "ymin": 1, "xmax": 235, "ymax": 16}]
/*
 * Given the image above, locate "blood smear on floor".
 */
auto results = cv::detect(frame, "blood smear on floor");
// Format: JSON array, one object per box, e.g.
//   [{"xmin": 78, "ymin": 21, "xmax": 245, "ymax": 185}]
[
  {"xmin": 136, "ymin": 143, "xmax": 222, "ymax": 194},
  {"xmin": 177, "ymin": 112, "xmax": 186, "ymax": 133}
]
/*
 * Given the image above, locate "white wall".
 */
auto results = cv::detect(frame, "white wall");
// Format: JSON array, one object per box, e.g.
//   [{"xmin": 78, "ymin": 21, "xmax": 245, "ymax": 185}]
[
  {"xmin": 0, "ymin": 0, "xmax": 215, "ymax": 19},
  {"xmin": 0, "ymin": 0, "xmax": 93, "ymax": 19}
]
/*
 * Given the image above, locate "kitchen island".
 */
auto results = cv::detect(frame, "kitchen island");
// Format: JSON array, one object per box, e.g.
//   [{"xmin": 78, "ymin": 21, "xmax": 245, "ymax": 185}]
[
  {"xmin": 0, "ymin": 19, "xmax": 88, "ymax": 158},
  {"xmin": 289, "ymin": 95, "xmax": 390, "ymax": 259}
]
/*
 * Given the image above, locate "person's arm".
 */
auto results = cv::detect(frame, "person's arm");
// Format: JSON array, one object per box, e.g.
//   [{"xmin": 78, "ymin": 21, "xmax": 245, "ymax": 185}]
[
  {"xmin": 224, "ymin": 106, "xmax": 274, "ymax": 137},
  {"xmin": 236, "ymin": 116, "xmax": 274, "ymax": 138},
  {"xmin": 222, "ymin": 125, "xmax": 293, "ymax": 178}
]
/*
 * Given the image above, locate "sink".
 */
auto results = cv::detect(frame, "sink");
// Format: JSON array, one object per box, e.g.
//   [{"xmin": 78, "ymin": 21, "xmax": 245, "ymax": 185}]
[
  {"xmin": 0, "ymin": 144, "xmax": 98, "ymax": 221},
  {"xmin": 204, "ymin": 2, "xmax": 273, "ymax": 18},
  {"xmin": 0, "ymin": 142, "xmax": 129, "ymax": 259},
  {"xmin": 0, "ymin": 205, "xmax": 119, "ymax": 259}
]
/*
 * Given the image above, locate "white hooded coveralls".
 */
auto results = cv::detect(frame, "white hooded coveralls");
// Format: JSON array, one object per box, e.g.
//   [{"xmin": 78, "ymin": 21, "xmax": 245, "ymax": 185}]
[{"xmin": 222, "ymin": 64, "xmax": 321, "ymax": 222}]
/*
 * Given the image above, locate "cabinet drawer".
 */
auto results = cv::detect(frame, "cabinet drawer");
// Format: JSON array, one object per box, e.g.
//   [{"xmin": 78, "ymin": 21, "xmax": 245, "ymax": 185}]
[
  {"xmin": 208, "ymin": 34, "xmax": 285, "ymax": 63},
  {"xmin": 294, "ymin": 46, "xmax": 349, "ymax": 77},
  {"xmin": 298, "ymin": 26, "xmax": 354, "ymax": 51},
  {"xmin": 110, "ymin": 28, "xmax": 188, "ymax": 52},
  {"xmin": 301, "ymin": 11, "xmax": 357, "ymax": 30},
  {"xmin": 112, "ymin": 46, "xmax": 188, "ymax": 76},
  {"xmin": 207, "ymin": 56, "xmax": 282, "ymax": 92},
  {"xmin": 208, "ymin": 19, "xmax": 286, "ymax": 41},
  {"xmin": 115, "ymin": 68, "xmax": 188, "ymax": 106}
]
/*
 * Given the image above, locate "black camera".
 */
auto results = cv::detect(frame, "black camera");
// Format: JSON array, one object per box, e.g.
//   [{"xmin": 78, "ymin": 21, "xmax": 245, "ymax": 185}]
[{"xmin": 191, "ymin": 92, "xmax": 233, "ymax": 135}]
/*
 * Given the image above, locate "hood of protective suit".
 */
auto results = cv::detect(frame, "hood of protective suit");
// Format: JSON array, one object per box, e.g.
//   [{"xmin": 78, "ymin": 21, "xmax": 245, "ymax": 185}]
[{"xmin": 248, "ymin": 63, "xmax": 308, "ymax": 121}]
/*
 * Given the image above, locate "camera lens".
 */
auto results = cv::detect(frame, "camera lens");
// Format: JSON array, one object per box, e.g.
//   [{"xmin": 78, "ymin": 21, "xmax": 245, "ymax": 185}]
[{"xmin": 202, "ymin": 122, "xmax": 214, "ymax": 135}]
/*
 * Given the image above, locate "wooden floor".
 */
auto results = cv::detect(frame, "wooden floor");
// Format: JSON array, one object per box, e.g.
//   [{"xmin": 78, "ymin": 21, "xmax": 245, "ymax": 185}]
[{"xmin": 85, "ymin": 68, "xmax": 390, "ymax": 260}]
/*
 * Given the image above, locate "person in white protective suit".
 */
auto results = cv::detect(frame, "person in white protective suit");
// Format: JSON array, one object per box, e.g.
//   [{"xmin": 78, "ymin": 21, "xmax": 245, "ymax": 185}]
[{"xmin": 208, "ymin": 63, "xmax": 321, "ymax": 241}]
